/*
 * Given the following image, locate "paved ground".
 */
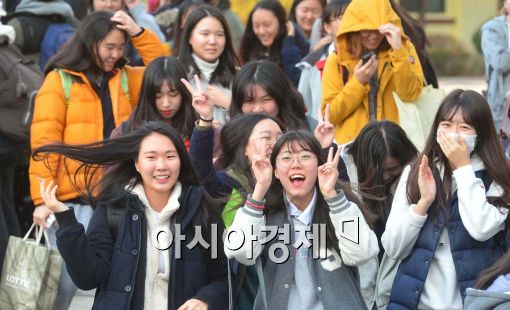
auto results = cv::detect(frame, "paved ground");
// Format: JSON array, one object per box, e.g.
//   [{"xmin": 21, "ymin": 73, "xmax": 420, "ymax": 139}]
[{"xmin": 437, "ymin": 76, "xmax": 486, "ymax": 95}]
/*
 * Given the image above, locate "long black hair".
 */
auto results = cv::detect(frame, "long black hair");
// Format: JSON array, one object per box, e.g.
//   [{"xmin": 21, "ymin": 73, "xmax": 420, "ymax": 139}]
[
  {"xmin": 475, "ymin": 251, "xmax": 510, "ymax": 289},
  {"xmin": 348, "ymin": 121, "xmax": 418, "ymax": 224},
  {"xmin": 172, "ymin": 0, "xmax": 206, "ymax": 54},
  {"xmin": 178, "ymin": 5, "xmax": 239, "ymax": 87},
  {"xmin": 267, "ymin": 130, "xmax": 375, "ymax": 254},
  {"xmin": 230, "ymin": 60, "xmax": 309, "ymax": 130},
  {"xmin": 407, "ymin": 90, "xmax": 510, "ymax": 221},
  {"xmin": 216, "ymin": 113, "xmax": 284, "ymax": 194},
  {"xmin": 240, "ymin": 0, "xmax": 287, "ymax": 65},
  {"xmin": 126, "ymin": 57, "xmax": 196, "ymax": 139},
  {"xmin": 45, "ymin": 10, "xmax": 129, "ymax": 75},
  {"xmin": 33, "ymin": 122, "xmax": 202, "ymax": 206}
]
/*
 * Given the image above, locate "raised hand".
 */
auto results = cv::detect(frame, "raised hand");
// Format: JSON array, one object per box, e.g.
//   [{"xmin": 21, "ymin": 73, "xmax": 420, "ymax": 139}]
[
  {"xmin": 314, "ymin": 104, "xmax": 335, "ymax": 148},
  {"xmin": 250, "ymin": 141, "xmax": 273, "ymax": 201},
  {"xmin": 286, "ymin": 20, "xmax": 295, "ymax": 37},
  {"xmin": 38, "ymin": 179, "xmax": 68, "ymax": 218},
  {"xmin": 353, "ymin": 56, "xmax": 378, "ymax": 85},
  {"xmin": 111, "ymin": 10, "xmax": 142, "ymax": 37},
  {"xmin": 181, "ymin": 75, "xmax": 214, "ymax": 122},
  {"xmin": 437, "ymin": 131, "xmax": 471, "ymax": 170},
  {"xmin": 378, "ymin": 23, "xmax": 402, "ymax": 50},
  {"xmin": 318, "ymin": 146, "xmax": 341, "ymax": 199},
  {"xmin": 416, "ymin": 155, "xmax": 436, "ymax": 214}
]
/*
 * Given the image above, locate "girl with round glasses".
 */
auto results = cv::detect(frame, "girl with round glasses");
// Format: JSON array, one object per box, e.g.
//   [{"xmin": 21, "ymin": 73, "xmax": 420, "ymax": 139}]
[{"xmin": 225, "ymin": 130, "xmax": 379, "ymax": 309}]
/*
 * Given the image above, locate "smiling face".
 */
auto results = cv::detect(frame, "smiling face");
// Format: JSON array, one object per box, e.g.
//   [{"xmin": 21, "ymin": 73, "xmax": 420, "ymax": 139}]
[
  {"xmin": 274, "ymin": 142, "xmax": 318, "ymax": 209},
  {"xmin": 155, "ymin": 81, "xmax": 182, "ymax": 120},
  {"xmin": 241, "ymin": 84, "xmax": 279, "ymax": 117},
  {"xmin": 252, "ymin": 8, "xmax": 280, "ymax": 48},
  {"xmin": 294, "ymin": 0, "xmax": 322, "ymax": 37},
  {"xmin": 188, "ymin": 16, "xmax": 226, "ymax": 63},
  {"xmin": 245, "ymin": 119, "xmax": 283, "ymax": 163},
  {"xmin": 96, "ymin": 28, "xmax": 125, "ymax": 72},
  {"xmin": 438, "ymin": 108, "xmax": 477, "ymax": 136},
  {"xmin": 135, "ymin": 132, "xmax": 181, "ymax": 202},
  {"xmin": 359, "ymin": 29, "xmax": 384, "ymax": 51}
]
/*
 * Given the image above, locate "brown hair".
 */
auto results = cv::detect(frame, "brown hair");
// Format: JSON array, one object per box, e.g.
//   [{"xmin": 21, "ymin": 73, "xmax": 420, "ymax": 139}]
[
  {"xmin": 406, "ymin": 90, "xmax": 510, "ymax": 221},
  {"xmin": 346, "ymin": 31, "xmax": 390, "ymax": 59},
  {"xmin": 475, "ymin": 251, "xmax": 510, "ymax": 289}
]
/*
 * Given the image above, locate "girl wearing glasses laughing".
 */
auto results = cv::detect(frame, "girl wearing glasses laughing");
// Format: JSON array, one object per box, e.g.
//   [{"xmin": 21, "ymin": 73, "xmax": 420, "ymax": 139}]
[{"xmin": 224, "ymin": 130, "xmax": 379, "ymax": 310}]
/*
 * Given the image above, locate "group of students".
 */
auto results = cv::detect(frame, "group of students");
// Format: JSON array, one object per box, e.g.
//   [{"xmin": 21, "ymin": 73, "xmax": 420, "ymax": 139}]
[{"xmin": 23, "ymin": 0, "xmax": 510, "ymax": 310}]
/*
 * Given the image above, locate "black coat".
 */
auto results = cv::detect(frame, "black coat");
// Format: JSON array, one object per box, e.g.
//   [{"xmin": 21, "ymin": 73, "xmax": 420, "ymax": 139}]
[{"xmin": 55, "ymin": 184, "xmax": 228, "ymax": 310}]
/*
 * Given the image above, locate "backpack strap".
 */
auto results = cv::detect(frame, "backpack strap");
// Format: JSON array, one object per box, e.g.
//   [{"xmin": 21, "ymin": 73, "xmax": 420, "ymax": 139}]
[
  {"xmin": 255, "ymin": 257, "xmax": 268, "ymax": 310},
  {"xmin": 57, "ymin": 69, "xmax": 130, "ymax": 108},
  {"xmin": 120, "ymin": 69, "xmax": 130, "ymax": 103},
  {"xmin": 56, "ymin": 69, "xmax": 72, "ymax": 107}
]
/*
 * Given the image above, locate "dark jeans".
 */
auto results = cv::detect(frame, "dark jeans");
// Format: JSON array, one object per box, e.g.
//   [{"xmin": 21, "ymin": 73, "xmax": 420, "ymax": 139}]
[{"xmin": 0, "ymin": 135, "xmax": 22, "ymax": 276}]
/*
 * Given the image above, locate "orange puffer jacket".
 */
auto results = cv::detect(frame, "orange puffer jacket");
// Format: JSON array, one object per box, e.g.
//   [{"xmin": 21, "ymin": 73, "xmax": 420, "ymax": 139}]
[{"xmin": 29, "ymin": 29, "xmax": 170, "ymax": 206}]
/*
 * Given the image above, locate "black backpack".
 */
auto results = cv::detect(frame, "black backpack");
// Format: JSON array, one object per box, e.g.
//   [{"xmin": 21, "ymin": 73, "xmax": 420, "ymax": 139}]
[{"xmin": 0, "ymin": 36, "xmax": 43, "ymax": 141}]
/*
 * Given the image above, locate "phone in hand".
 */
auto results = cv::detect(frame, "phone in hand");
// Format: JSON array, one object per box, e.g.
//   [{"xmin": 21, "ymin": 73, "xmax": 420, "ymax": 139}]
[{"xmin": 361, "ymin": 51, "xmax": 376, "ymax": 64}]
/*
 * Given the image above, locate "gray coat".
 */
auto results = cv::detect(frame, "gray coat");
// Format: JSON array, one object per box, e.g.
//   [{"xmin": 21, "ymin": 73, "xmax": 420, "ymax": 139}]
[
  {"xmin": 481, "ymin": 15, "xmax": 510, "ymax": 131},
  {"xmin": 464, "ymin": 288, "xmax": 510, "ymax": 310},
  {"xmin": 253, "ymin": 210, "xmax": 367, "ymax": 310}
]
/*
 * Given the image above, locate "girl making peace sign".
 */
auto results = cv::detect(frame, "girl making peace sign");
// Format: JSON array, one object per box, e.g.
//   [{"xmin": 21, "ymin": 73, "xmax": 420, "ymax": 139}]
[{"xmin": 224, "ymin": 130, "xmax": 378, "ymax": 310}]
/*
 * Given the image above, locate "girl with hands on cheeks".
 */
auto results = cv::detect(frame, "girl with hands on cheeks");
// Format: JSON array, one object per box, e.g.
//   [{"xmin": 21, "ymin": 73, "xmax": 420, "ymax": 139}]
[
  {"xmin": 382, "ymin": 90, "xmax": 510, "ymax": 310},
  {"xmin": 224, "ymin": 130, "xmax": 379, "ymax": 310},
  {"xmin": 321, "ymin": 0, "xmax": 424, "ymax": 144}
]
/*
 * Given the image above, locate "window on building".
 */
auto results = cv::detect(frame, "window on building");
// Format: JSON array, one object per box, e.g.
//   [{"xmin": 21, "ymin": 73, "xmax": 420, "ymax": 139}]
[{"xmin": 400, "ymin": 0, "xmax": 445, "ymax": 13}]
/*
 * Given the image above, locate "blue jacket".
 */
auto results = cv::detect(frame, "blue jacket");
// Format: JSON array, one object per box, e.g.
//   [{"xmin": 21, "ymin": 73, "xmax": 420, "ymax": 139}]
[
  {"xmin": 189, "ymin": 126, "xmax": 349, "ymax": 200},
  {"xmin": 54, "ymin": 184, "xmax": 228, "ymax": 310},
  {"xmin": 388, "ymin": 171, "xmax": 507, "ymax": 309},
  {"xmin": 481, "ymin": 15, "xmax": 510, "ymax": 131},
  {"xmin": 282, "ymin": 22, "xmax": 310, "ymax": 87}
]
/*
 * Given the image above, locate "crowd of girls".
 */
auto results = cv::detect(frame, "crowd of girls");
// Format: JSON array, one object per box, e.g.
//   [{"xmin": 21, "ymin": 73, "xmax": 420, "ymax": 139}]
[{"xmin": 23, "ymin": 0, "xmax": 510, "ymax": 309}]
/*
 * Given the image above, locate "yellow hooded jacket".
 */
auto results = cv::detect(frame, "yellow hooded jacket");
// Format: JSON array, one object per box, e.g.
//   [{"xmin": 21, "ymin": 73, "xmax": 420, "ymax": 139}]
[{"xmin": 321, "ymin": 0, "xmax": 424, "ymax": 144}]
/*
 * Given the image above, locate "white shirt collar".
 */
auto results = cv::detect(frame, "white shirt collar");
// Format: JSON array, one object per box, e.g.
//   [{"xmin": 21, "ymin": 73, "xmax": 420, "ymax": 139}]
[
  {"xmin": 285, "ymin": 189, "xmax": 317, "ymax": 225},
  {"xmin": 131, "ymin": 181, "xmax": 182, "ymax": 222}
]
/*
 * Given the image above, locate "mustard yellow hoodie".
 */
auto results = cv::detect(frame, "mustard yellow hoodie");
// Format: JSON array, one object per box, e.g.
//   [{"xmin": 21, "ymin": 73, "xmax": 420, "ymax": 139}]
[{"xmin": 321, "ymin": 0, "xmax": 424, "ymax": 144}]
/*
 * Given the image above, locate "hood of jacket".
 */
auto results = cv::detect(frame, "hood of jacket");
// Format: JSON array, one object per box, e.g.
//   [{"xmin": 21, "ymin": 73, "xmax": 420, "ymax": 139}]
[{"xmin": 336, "ymin": 0, "xmax": 407, "ymax": 60}]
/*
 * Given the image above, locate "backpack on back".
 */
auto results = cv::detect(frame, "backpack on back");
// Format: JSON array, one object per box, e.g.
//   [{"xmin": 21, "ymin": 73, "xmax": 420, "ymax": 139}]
[
  {"xmin": 0, "ymin": 37, "xmax": 43, "ymax": 141},
  {"xmin": 39, "ymin": 23, "xmax": 74, "ymax": 70},
  {"xmin": 3, "ymin": 12, "xmax": 64, "ymax": 54}
]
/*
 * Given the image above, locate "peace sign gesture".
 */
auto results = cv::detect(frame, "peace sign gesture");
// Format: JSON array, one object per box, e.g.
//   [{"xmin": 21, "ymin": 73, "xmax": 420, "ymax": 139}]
[
  {"xmin": 318, "ymin": 146, "xmax": 341, "ymax": 199},
  {"xmin": 251, "ymin": 142, "xmax": 273, "ymax": 201},
  {"xmin": 314, "ymin": 104, "xmax": 335, "ymax": 148},
  {"xmin": 181, "ymin": 75, "xmax": 214, "ymax": 122}
]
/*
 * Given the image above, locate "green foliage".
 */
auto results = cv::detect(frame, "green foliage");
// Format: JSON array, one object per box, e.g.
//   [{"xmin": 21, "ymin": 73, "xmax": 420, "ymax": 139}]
[{"xmin": 428, "ymin": 35, "xmax": 484, "ymax": 76}]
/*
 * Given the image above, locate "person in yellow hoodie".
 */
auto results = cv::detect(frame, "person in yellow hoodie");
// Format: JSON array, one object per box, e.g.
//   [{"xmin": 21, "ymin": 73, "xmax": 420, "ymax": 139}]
[
  {"xmin": 321, "ymin": 0, "xmax": 424, "ymax": 144},
  {"xmin": 29, "ymin": 10, "xmax": 169, "ymax": 310}
]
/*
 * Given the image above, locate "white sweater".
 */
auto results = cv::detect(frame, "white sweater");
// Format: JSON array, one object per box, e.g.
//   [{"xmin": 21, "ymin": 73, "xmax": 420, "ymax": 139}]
[
  {"xmin": 131, "ymin": 182, "xmax": 182, "ymax": 310},
  {"xmin": 224, "ymin": 190, "xmax": 379, "ymax": 267},
  {"xmin": 191, "ymin": 53, "xmax": 231, "ymax": 125},
  {"xmin": 381, "ymin": 156, "xmax": 508, "ymax": 309}
]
